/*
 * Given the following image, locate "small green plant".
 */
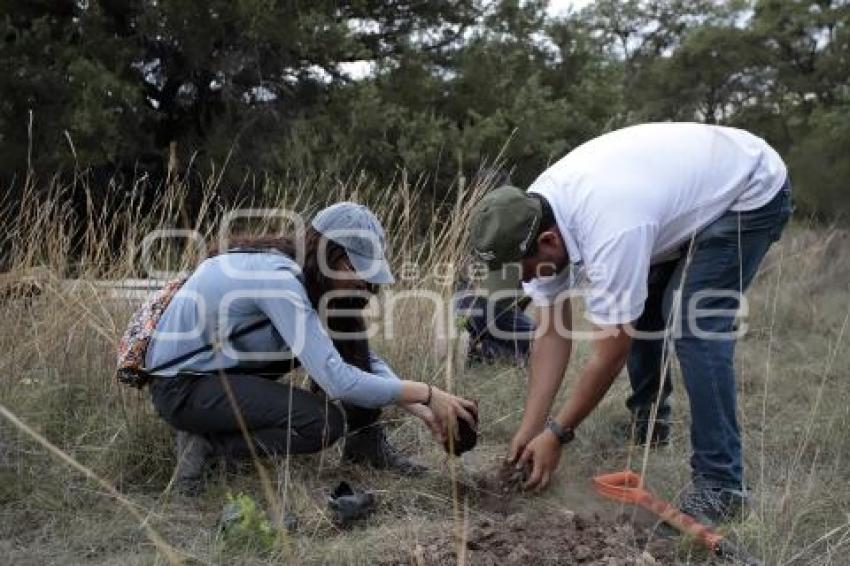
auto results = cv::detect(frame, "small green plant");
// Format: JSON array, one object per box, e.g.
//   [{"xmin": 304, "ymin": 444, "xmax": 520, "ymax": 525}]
[{"xmin": 220, "ymin": 492, "xmax": 280, "ymax": 554}]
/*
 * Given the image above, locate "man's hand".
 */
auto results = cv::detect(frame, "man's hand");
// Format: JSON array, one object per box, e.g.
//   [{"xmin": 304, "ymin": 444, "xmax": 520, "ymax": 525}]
[
  {"xmin": 403, "ymin": 403, "xmax": 445, "ymax": 443},
  {"xmin": 507, "ymin": 426, "xmax": 539, "ymax": 464},
  {"xmin": 518, "ymin": 429, "xmax": 562, "ymax": 490}
]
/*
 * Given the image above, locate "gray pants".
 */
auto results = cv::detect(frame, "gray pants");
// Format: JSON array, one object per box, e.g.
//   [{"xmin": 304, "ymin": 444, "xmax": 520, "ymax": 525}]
[{"xmin": 150, "ymin": 373, "xmax": 380, "ymax": 458}]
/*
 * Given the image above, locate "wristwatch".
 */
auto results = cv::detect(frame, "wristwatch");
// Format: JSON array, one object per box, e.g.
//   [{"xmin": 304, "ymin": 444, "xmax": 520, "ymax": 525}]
[{"xmin": 546, "ymin": 417, "xmax": 575, "ymax": 445}]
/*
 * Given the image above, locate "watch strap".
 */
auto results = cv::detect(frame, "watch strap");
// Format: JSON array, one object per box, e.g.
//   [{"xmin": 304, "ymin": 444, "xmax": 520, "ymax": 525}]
[{"xmin": 546, "ymin": 417, "xmax": 575, "ymax": 445}]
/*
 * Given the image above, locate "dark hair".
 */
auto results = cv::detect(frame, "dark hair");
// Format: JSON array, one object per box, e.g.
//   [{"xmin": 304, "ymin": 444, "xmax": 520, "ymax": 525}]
[
  {"xmin": 523, "ymin": 193, "xmax": 557, "ymax": 257},
  {"xmin": 208, "ymin": 228, "xmax": 374, "ymax": 372},
  {"xmin": 532, "ymin": 193, "xmax": 556, "ymax": 233}
]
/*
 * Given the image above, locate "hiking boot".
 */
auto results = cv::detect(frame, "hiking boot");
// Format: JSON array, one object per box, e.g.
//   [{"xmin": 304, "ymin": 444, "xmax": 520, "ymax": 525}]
[
  {"xmin": 342, "ymin": 425, "xmax": 428, "ymax": 477},
  {"xmin": 174, "ymin": 430, "xmax": 214, "ymax": 495},
  {"xmin": 677, "ymin": 485, "xmax": 750, "ymax": 527}
]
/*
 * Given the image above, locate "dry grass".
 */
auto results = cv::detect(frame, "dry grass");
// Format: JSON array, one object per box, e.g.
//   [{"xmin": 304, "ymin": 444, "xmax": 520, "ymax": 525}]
[{"xmin": 0, "ymin": 172, "xmax": 848, "ymax": 565}]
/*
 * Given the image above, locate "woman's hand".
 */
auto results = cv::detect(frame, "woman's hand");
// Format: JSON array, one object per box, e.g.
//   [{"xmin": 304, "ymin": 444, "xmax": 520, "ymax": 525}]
[
  {"xmin": 427, "ymin": 387, "xmax": 477, "ymax": 441},
  {"xmin": 397, "ymin": 381, "xmax": 477, "ymax": 441},
  {"xmin": 403, "ymin": 403, "xmax": 445, "ymax": 443}
]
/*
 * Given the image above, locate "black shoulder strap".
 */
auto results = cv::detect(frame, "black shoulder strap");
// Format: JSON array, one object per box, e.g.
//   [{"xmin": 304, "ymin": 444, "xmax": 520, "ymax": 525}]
[
  {"xmin": 146, "ymin": 248, "xmax": 301, "ymax": 376},
  {"xmin": 146, "ymin": 317, "xmax": 273, "ymax": 375},
  {"xmin": 225, "ymin": 247, "xmax": 287, "ymax": 256}
]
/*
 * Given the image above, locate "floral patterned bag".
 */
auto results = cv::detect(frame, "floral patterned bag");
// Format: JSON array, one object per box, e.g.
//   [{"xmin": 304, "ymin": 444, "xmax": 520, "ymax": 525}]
[
  {"xmin": 115, "ymin": 261, "xmax": 274, "ymax": 388},
  {"xmin": 115, "ymin": 276, "xmax": 188, "ymax": 389}
]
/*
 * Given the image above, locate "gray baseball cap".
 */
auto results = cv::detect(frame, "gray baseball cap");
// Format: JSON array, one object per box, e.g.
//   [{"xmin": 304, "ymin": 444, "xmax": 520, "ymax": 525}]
[{"xmin": 311, "ymin": 202, "xmax": 395, "ymax": 285}]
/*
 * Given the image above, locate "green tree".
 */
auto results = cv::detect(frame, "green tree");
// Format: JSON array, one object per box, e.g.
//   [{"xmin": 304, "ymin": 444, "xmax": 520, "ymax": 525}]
[
  {"xmin": 629, "ymin": 25, "xmax": 771, "ymax": 123},
  {"xmin": 0, "ymin": 1, "xmax": 480, "ymax": 182},
  {"xmin": 1, "ymin": 0, "xmax": 848, "ymax": 221},
  {"xmin": 0, "ymin": 1, "xmax": 148, "ymax": 173}
]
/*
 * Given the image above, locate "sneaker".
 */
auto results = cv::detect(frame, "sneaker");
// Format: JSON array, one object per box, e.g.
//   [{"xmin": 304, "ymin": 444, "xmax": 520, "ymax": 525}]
[
  {"xmin": 342, "ymin": 425, "xmax": 428, "ymax": 477},
  {"xmin": 174, "ymin": 430, "xmax": 214, "ymax": 495},
  {"xmin": 677, "ymin": 485, "xmax": 750, "ymax": 527}
]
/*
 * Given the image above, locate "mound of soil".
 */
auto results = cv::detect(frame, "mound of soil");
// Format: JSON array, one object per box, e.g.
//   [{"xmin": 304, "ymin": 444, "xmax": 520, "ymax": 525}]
[
  {"xmin": 386, "ymin": 462, "xmax": 674, "ymax": 565},
  {"xmin": 401, "ymin": 511, "xmax": 669, "ymax": 566},
  {"xmin": 466, "ymin": 460, "xmax": 530, "ymax": 514}
]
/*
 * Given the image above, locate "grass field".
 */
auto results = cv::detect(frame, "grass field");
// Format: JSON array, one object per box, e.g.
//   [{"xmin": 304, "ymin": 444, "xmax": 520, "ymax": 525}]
[{"xmin": 1, "ymin": 177, "xmax": 848, "ymax": 564}]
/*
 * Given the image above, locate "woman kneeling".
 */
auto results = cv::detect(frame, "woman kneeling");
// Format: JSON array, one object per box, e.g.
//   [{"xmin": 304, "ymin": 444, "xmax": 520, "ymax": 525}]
[{"xmin": 143, "ymin": 203, "xmax": 476, "ymax": 493}]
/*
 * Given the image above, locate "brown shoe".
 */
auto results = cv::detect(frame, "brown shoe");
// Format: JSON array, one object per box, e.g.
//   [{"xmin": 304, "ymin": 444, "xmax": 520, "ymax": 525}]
[{"xmin": 174, "ymin": 430, "xmax": 213, "ymax": 495}]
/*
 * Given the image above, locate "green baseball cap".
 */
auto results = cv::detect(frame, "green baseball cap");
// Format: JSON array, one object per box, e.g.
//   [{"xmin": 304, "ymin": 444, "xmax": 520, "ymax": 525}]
[{"xmin": 469, "ymin": 186, "xmax": 543, "ymax": 294}]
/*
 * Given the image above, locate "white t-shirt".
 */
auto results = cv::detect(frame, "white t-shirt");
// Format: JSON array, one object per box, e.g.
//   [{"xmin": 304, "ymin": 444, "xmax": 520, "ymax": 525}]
[{"xmin": 522, "ymin": 122, "xmax": 787, "ymax": 325}]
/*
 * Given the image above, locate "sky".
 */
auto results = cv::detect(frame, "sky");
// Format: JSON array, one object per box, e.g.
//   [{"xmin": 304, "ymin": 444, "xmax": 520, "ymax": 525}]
[{"xmin": 548, "ymin": 0, "xmax": 595, "ymax": 17}]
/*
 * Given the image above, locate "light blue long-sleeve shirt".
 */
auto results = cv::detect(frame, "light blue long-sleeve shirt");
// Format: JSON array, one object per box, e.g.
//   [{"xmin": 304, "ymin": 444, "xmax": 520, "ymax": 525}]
[{"xmin": 144, "ymin": 251, "xmax": 402, "ymax": 408}]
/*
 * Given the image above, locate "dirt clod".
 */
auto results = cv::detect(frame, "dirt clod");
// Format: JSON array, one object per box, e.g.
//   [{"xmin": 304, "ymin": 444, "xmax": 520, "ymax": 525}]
[
  {"xmin": 465, "ymin": 460, "xmax": 530, "ymax": 514},
  {"xmin": 575, "ymin": 544, "xmax": 593, "ymax": 560},
  {"xmin": 391, "ymin": 462, "xmax": 676, "ymax": 565},
  {"xmin": 505, "ymin": 543, "xmax": 532, "ymax": 562},
  {"xmin": 496, "ymin": 461, "xmax": 529, "ymax": 494},
  {"xmin": 444, "ymin": 401, "xmax": 479, "ymax": 456},
  {"xmin": 504, "ymin": 512, "xmax": 526, "ymax": 531}
]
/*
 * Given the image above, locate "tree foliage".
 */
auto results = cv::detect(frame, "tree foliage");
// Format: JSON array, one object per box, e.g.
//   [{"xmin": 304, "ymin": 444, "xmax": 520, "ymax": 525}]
[{"xmin": 1, "ymin": 0, "xmax": 848, "ymax": 218}]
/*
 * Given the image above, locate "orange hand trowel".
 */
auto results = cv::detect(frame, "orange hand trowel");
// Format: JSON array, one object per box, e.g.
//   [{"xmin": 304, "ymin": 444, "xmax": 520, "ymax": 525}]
[{"xmin": 592, "ymin": 470, "xmax": 760, "ymax": 565}]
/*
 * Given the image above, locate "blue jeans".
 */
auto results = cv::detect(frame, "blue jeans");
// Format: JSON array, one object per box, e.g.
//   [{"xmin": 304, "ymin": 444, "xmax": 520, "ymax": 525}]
[{"xmin": 626, "ymin": 181, "xmax": 793, "ymax": 489}]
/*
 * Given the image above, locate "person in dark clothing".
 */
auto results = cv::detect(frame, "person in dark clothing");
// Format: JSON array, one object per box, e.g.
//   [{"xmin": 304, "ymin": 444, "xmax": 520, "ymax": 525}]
[{"xmin": 455, "ymin": 293, "xmax": 535, "ymax": 366}]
